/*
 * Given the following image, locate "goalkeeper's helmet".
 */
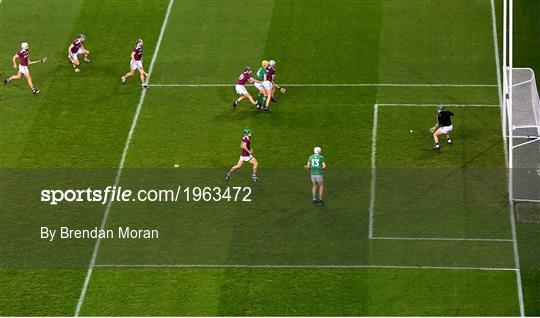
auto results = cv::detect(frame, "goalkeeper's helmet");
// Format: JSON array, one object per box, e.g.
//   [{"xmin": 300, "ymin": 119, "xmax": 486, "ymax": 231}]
[
  {"xmin": 314, "ymin": 147, "xmax": 321, "ymax": 154},
  {"xmin": 243, "ymin": 128, "xmax": 252, "ymax": 136},
  {"xmin": 261, "ymin": 60, "xmax": 269, "ymax": 67},
  {"xmin": 437, "ymin": 104, "xmax": 445, "ymax": 112},
  {"xmin": 21, "ymin": 42, "xmax": 29, "ymax": 50}
]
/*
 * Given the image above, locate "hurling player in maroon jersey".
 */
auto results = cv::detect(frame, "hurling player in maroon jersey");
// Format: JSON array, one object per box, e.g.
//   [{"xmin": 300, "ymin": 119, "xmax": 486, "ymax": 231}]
[
  {"xmin": 267, "ymin": 59, "xmax": 285, "ymax": 103},
  {"xmin": 68, "ymin": 34, "xmax": 91, "ymax": 72},
  {"xmin": 3, "ymin": 42, "xmax": 40, "ymax": 94},
  {"xmin": 225, "ymin": 128, "xmax": 259, "ymax": 182},
  {"xmin": 121, "ymin": 39, "xmax": 149, "ymax": 88},
  {"xmin": 233, "ymin": 67, "xmax": 260, "ymax": 109}
]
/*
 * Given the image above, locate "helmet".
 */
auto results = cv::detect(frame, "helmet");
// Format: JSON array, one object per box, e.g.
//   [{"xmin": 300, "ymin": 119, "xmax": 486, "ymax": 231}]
[
  {"xmin": 261, "ymin": 60, "xmax": 269, "ymax": 67},
  {"xmin": 314, "ymin": 147, "xmax": 321, "ymax": 154},
  {"xmin": 268, "ymin": 59, "xmax": 276, "ymax": 66},
  {"xmin": 21, "ymin": 42, "xmax": 29, "ymax": 50},
  {"xmin": 136, "ymin": 38, "xmax": 143, "ymax": 45},
  {"xmin": 244, "ymin": 66, "xmax": 252, "ymax": 72},
  {"xmin": 243, "ymin": 128, "xmax": 252, "ymax": 136},
  {"xmin": 437, "ymin": 104, "xmax": 445, "ymax": 112}
]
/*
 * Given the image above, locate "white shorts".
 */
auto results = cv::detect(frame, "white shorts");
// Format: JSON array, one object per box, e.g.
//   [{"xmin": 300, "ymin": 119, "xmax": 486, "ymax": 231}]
[
  {"xmin": 235, "ymin": 84, "xmax": 248, "ymax": 95},
  {"xmin": 254, "ymin": 82, "xmax": 264, "ymax": 90},
  {"xmin": 131, "ymin": 59, "xmax": 143, "ymax": 70},
  {"xmin": 438, "ymin": 125, "xmax": 453, "ymax": 134},
  {"xmin": 240, "ymin": 155, "xmax": 254, "ymax": 162},
  {"xmin": 70, "ymin": 48, "xmax": 84, "ymax": 61},
  {"xmin": 18, "ymin": 65, "xmax": 29, "ymax": 74},
  {"xmin": 262, "ymin": 80, "xmax": 272, "ymax": 90},
  {"xmin": 311, "ymin": 175, "xmax": 324, "ymax": 182}
]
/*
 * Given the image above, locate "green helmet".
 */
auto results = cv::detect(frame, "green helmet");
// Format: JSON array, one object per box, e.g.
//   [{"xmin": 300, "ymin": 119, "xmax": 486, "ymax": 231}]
[
  {"xmin": 437, "ymin": 104, "xmax": 445, "ymax": 112},
  {"xmin": 243, "ymin": 128, "xmax": 252, "ymax": 136}
]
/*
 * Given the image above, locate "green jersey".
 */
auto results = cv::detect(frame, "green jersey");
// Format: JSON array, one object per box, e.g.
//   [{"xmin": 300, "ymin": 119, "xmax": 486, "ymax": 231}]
[
  {"xmin": 255, "ymin": 67, "xmax": 267, "ymax": 81},
  {"xmin": 308, "ymin": 154, "xmax": 325, "ymax": 175}
]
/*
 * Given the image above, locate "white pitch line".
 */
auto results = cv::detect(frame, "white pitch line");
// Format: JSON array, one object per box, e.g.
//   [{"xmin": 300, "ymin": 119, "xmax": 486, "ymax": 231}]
[
  {"xmin": 513, "ymin": 198, "xmax": 540, "ymax": 203},
  {"xmin": 73, "ymin": 0, "xmax": 175, "ymax": 316},
  {"xmin": 148, "ymin": 83, "xmax": 497, "ymax": 88},
  {"xmin": 372, "ymin": 236, "xmax": 513, "ymax": 242},
  {"xmin": 368, "ymin": 104, "xmax": 378, "ymax": 239},
  {"xmin": 94, "ymin": 263, "xmax": 517, "ymax": 272},
  {"xmin": 379, "ymin": 103, "xmax": 499, "ymax": 107},
  {"xmin": 491, "ymin": 0, "xmax": 525, "ymax": 316}
]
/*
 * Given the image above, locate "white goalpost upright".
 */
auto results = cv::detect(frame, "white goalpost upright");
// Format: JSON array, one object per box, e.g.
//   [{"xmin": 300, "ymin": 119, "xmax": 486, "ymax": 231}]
[{"xmin": 502, "ymin": 0, "xmax": 540, "ymax": 203}]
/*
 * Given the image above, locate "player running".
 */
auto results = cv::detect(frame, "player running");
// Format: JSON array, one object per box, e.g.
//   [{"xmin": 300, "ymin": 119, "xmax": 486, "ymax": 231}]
[
  {"xmin": 3, "ymin": 42, "xmax": 40, "ymax": 95},
  {"xmin": 121, "ymin": 39, "xmax": 149, "ymax": 88},
  {"xmin": 305, "ymin": 147, "xmax": 326, "ymax": 204},
  {"xmin": 266, "ymin": 59, "xmax": 286, "ymax": 103},
  {"xmin": 430, "ymin": 104, "xmax": 454, "ymax": 150},
  {"xmin": 254, "ymin": 60, "xmax": 269, "ymax": 109},
  {"xmin": 68, "ymin": 34, "xmax": 90, "ymax": 72},
  {"xmin": 225, "ymin": 129, "xmax": 259, "ymax": 182},
  {"xmin": 233, "ymin": 67, "xmax": 260, "ymax": 109}
]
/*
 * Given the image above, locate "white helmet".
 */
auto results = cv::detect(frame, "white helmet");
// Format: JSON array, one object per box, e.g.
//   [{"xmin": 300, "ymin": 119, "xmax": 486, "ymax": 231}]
[
  {"xmin": 314, "ymin": 147, "xmax": 321, "ymax": 154},
  {"xmin": 268, "ymin": 59, "xmax": 276, "ymax": 66},
  {"xmin": 21, "ymin": 42, "xmax": 29, "ymax": 50}
]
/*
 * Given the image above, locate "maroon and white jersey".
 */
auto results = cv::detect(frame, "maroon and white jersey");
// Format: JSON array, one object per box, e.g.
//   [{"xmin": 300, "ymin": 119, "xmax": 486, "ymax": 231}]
[
  {"xmin": 266, "ymin": 66, "xmax": 275, "ymax": 81},
  {"xmin": 70, "ymin": 38, "xmax": 84, "ymax": 54},
  {"xmin": 241, "ymin": 136, "xmax": 251, "ymax": 157},
  {"xmin": 236, "ymin": 71, "xmax": 251, "ymax": 85},
  {"xmin": 132, "ymin": 44, "xmax": 143, "ymax": 61},
  {"xmin": 17, "ymin": 49, "xmax": 29, "ymax": 66}
]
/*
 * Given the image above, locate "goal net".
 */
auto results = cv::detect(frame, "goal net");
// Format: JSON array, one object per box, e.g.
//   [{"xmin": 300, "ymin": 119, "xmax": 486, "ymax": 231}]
[{"xmin": 509, "ymin": 68, "xmax": 540, "ymax": 202}]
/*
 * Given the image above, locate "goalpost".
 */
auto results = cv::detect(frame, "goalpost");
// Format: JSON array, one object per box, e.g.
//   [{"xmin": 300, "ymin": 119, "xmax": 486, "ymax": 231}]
[{"xmin": 502, "ymin": 0, "xmax": 540, "ymax": 203}]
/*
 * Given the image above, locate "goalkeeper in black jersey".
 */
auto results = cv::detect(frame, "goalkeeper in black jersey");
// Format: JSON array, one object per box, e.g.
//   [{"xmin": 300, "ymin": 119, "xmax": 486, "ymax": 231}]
[{"xmin": 430, "ymin": 105, "xmax": 454, "ymax": 150}]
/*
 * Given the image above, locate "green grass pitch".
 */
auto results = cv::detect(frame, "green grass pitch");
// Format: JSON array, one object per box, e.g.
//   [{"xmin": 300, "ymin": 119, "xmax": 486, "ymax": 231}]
[{"xmin": 1, "ymin": 0, "xmax": 539, "ymax": 316}]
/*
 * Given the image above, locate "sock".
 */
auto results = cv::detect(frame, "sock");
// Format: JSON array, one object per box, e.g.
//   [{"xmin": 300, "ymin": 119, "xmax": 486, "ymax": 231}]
[
  {"xmin": 312, "ymin": 195, "xmax": 317, "ymax": 201},
  {"xmin": 319, "ymin": 195, "xmax": 323, "ymax": 201}
]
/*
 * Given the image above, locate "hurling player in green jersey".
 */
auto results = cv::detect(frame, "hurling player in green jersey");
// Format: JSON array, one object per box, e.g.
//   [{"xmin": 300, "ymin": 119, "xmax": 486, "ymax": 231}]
[
  {"xmin": 305, "ymin": 146, "xmax": 326, "ymax": 204},
  {"xmin": 253, "ymin": 60, "xmax": 269, "ymax": 109}
]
